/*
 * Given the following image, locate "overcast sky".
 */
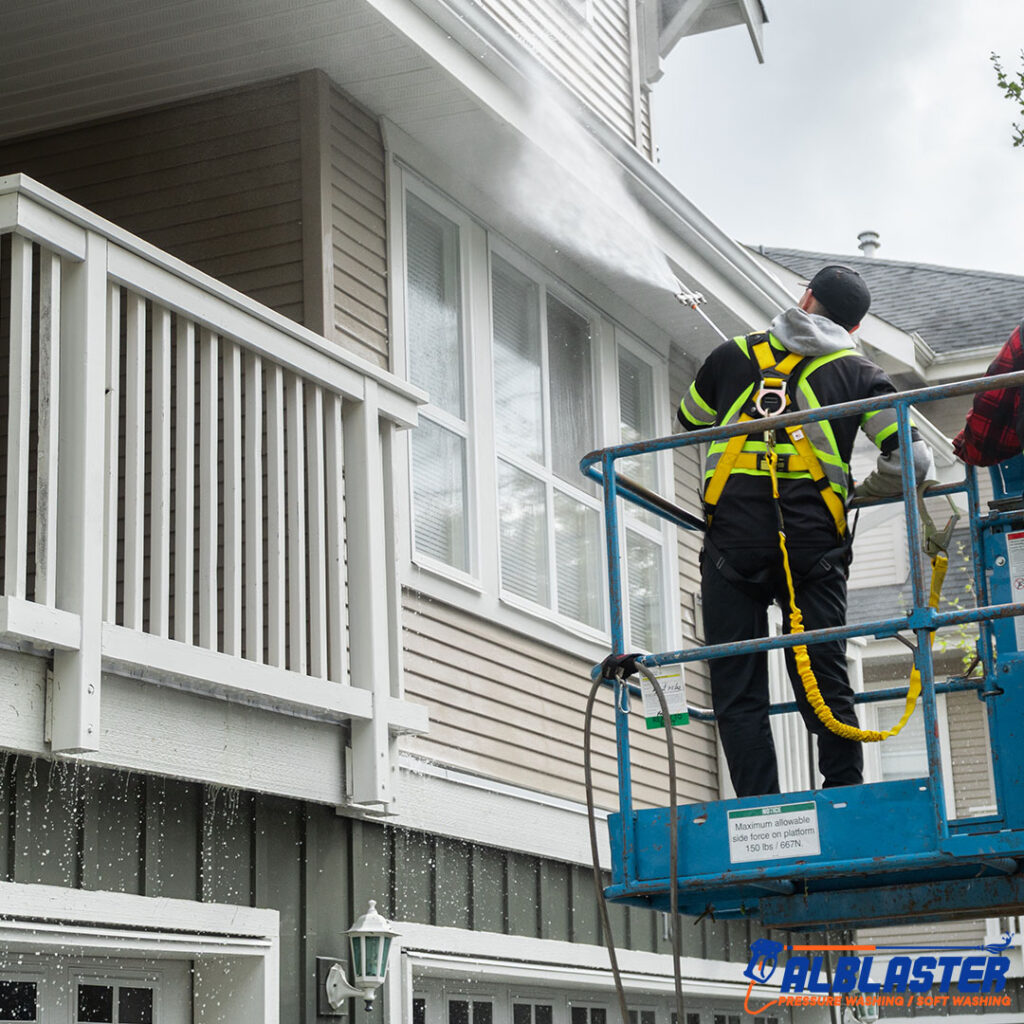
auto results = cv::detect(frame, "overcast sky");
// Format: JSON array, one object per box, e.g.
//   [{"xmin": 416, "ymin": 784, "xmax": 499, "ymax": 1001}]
[{"xmin": 652, "ymin": 0, "xmax": 1024, "ymax": 277}]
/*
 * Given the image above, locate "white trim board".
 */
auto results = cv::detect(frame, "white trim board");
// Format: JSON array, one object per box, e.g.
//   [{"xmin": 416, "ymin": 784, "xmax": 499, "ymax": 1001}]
[
  {"xmin": 399, "ymin": 922, "xmax": 757, "ymax": 997},
  {"xmin": 394, "ymin": 755, "xmax": 610, "ymax": 869}
]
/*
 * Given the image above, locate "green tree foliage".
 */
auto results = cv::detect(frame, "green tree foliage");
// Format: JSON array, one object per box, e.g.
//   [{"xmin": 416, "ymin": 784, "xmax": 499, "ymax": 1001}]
[{"xmin": 991, "ymin": 50, "xmax": 1024, "ymax": 148}]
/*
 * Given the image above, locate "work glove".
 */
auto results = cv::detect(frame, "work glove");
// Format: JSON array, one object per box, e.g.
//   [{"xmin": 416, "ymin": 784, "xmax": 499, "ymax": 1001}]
[{"xmin": 853, "ymin": 440, "xmax": 936, "ymax": 499}]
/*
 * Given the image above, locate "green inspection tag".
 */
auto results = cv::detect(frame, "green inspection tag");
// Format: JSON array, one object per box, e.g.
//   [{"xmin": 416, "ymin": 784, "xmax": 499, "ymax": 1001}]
[{"xmin": 640, "ymin": 664, "xmax": 689, "ymax": 729}]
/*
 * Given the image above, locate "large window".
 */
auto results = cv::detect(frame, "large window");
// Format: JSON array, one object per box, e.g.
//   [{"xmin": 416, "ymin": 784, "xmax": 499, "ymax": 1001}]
[
  {"xmin": 491, "ymin": 253, "xmax": 605, "ymax": 631},
  {"xmin": 401, "ymin": 179, "xmax": 672, "ymax": 650},
  {"xmin": 406, "ymin": 192, "xmax": 471, "ymax": 574}
]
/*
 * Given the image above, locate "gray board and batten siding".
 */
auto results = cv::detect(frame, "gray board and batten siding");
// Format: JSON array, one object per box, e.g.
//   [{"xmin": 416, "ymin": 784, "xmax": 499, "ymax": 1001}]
[{"xmin": 0, "ymin": 753, "xmax": 778, "ymax": 1022}]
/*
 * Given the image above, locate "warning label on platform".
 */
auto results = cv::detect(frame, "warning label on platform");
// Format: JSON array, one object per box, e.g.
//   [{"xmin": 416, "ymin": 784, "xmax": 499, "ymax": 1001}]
[
  {"xmin": 727, "ymin": 801, "xmax": 821, "ymax": 863},
  {"xmin": 1005, "ymin": 531, "xmax": 1024, "ymax": 650}
]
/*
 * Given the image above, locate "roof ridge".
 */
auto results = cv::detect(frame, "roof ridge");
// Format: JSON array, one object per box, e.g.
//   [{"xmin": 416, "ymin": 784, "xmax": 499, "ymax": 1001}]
[{"xmin": 754, "ymin": 245, "xmax": 1024, "ymax": 283}]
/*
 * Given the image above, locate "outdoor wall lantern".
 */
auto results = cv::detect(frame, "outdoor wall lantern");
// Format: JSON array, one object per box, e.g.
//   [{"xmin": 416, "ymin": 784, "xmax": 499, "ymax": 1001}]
[{"xmin": 324, "ymin": 901, "xmax": 400, "ymax": 1012}]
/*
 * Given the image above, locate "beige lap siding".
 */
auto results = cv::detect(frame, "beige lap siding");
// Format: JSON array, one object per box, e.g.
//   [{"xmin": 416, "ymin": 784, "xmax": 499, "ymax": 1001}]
[
  {"xmin": 476, "ymin": 0, "xmax": 639, "ymax": 145},
  {"xmin": 325, "ymin": 81, "xmax": 390, "ymax": 368},
  {"xmin": 0, "ymin": 79, "xmax": 306, "ymax": 325},
  {"xmin": 401, "ymin": 590, "xmax": 718, "ymax": 810}
]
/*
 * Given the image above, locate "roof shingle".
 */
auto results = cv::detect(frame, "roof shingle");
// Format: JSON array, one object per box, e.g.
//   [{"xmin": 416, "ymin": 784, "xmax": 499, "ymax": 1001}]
[{"xmin": 757, "ymin": 247, "xmax": 1024, "ymax": 357}]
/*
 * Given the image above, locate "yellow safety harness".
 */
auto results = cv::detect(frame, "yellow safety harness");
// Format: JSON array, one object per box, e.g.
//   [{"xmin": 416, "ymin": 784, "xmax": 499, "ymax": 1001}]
[
  {"xmin": 704, "ymin": 340, "xmax": 847, "ymax": 538},
  {"xmin": 706, "ymin": 337, "xmax": 948, "ymax": 744}
]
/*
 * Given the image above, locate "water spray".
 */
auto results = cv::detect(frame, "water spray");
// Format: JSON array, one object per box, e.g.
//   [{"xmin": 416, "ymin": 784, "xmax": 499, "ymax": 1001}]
[{"xmin": 673, "ymin": 277, "xmax": 728, "ymax": 340}]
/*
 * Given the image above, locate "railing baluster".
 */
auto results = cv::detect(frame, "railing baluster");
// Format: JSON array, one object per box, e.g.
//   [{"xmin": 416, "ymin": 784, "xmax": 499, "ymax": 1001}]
[
  {"xmin": 6, "ymin": 235, "xmax": 32, "ymax": 599},
  {"xmin": 199, "ymin": 328, "xmax": 219, "ymax": 651},
  {"xmin": 35, "ymin": 250, "xmax": 61, "ymax": 607},
  {"xmin": 306, "ymin": 386, "xmax": 328, "ymax": 679},
  {"xmin": 174, "ymin": 318, "xmax": 195, "ymax": 644},
  {"xmin": 150, "ymin": 304, "xmax": 172, "ymax": 637},
  {"xmin": 223, "ymin": 341, "xmax": 242, "ymax": 657},
  {"xmin": 266, "ymin": 365, "xmax": 286, "ymax": 668},
  {"xmin": 245, "ymin": 352, "xmax": 264, "ymax": 663},
  {"xmin": 123, "ymin": 293, "xmax": 146, "ymax": 630},
  {"xmin": 103, "ymin": 283, "xmax": 121, "ymax": 622},
  {"xmin": 325, "ymin": 393, "xmax": 346, "ymax": 685},
  {"xmin": 286, "ymin": 373, "xmax": 307, "ymax": 674}
]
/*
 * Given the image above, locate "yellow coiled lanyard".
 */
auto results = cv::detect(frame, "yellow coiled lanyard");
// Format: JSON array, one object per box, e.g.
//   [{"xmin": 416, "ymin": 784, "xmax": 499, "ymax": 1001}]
[{"xmin": 765, "ymin": 432, "xmax": 947, "ymax": 743}]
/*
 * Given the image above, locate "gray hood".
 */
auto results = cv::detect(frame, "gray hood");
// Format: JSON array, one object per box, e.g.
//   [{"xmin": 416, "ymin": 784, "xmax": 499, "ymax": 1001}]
[{"xmin": 769, "ymin": 307, "xmax": 855, "ymax": 357}]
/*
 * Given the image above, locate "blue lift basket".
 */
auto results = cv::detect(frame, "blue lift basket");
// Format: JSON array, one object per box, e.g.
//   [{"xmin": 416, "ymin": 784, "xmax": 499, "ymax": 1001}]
[{"xmin": 581, "ymin": 370, "xmax": 1024, "ymax": 932}]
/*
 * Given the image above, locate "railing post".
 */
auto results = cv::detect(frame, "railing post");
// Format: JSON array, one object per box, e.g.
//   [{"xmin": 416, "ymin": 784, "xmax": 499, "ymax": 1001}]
[
  {"xmin": 344, "ymin": 380, "xmax": 395, "ymax": 807},
  {"xmin": 52, "ymin": 231, "xmax": 107, "ymax": 752}
]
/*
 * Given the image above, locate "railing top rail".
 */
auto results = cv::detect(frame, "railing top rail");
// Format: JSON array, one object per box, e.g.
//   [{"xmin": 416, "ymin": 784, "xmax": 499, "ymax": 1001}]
[
  {"xmin": 579, "ymin": 368, "xmax": 1024, "ymax": 475},
  {"xmin": 0, "ymin": 173, "xmax": 426, "ymax": 420}
]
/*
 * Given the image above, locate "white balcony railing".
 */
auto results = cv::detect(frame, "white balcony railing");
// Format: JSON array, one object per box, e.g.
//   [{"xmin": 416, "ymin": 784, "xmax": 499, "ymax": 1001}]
[{"xmin": 0, "ymin": 174, "xmax": 426, "ymax": 806}]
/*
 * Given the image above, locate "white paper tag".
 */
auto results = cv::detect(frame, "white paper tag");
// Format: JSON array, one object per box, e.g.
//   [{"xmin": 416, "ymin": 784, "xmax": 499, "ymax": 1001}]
[{"xmin": 640, "ymin": 664, "xmax": 689, "ymax": 728}]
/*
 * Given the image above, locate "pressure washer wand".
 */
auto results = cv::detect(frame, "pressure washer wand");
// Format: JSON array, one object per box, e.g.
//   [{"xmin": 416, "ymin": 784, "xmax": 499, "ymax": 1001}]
[{"xmin": 674, "ymin": 277, "xmax": 728, "ymax": 341}]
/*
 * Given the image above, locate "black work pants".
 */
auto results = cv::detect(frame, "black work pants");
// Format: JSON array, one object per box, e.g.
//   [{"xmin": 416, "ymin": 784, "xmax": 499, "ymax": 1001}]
[{"xmin": 701, "ymin": 543, "xmax": 863, "ymax": 798}]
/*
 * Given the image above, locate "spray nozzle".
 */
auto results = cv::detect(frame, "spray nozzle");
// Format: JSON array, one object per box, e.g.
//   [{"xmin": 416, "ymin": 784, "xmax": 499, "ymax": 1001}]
[{"xmin": 673, "ymin": 278, "xmax": 706, "ymax": 310}]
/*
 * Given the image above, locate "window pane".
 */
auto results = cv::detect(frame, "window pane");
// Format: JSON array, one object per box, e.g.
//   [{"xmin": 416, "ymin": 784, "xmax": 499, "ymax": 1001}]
[
  {"xmin": 118, "ymin": 987, "xmax": 153, "ymax": 1024},
  {"xmin": 547, "ymin": 294, "xmax": 594, "ymax": 488},
  {"xmin": 0, "ymin": 981, "xmax": 36, "ymax": 1022},
  {"xmin": 413, "ymin": 998, "xmax": 427, "ymax": 1024},
  {"xmin": 571, "ymin": 1009, "xmax": 588, "ymax": 1024},
  {"xmin": 619, "ymin": 348, "xmax": 659, "ymax": 525},
  {"xmin": 473, "ymin": 1002, "xmax": 493, "ymax": 1024},
  {"xmin": 513, "ymin": 1006, "xmax": 532, "ymax": 1024},
  {"xmin": 450, "ymin": 1000, "xmax": 470, "ymax": 1024},
  {"xmin": 498, "ymin": 461, "xmax": 549, "ymax": 605},
  {"xmin": 77, "ymin": 985, "xmax": 113, "ymax": 1023},
  {"xmin": 554, "ymin": 493, "xmax": 604, "ymax": 628},
  {"xmin": 626, "ymin": 529, "xmax": 664, "ymax": 651},
  {"xmin": 411, "ymin": 420, "xmax": 469, "ymax": 571},
  {"xmin": 879, "ymin": 699, "xmax": 927, "ymax": 780},
  {"xmin": 591, "ymin": 1010, "xmax": 607, "ymax": 1024},
  {"xmin": 535, "ymin": 1007, "xmax": 553, "ymax": 1024},
  {"xmin": 492, "ymin": 257, "xmax": 543, "ymax": 460},
  {"xmin": 406, "ymin": 194, "xmax": 464, "ymax": 418}
]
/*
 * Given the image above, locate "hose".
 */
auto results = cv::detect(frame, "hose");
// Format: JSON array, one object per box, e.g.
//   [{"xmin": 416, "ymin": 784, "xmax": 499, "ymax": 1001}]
[
  {"xmin": 769, "ymin": 445, "xmax": 945, "ymax": 743},
  {"xmin": 584, "ymin": 662, "xmax": 685, "ymax": 1023}
]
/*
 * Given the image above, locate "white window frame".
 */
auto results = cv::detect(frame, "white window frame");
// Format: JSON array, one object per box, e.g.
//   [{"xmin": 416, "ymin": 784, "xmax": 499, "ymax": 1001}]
[
  {"xmin": 511, "ymin": 996, "xmax": 557, "ymax": 1024},
  {"xmin": 626, "ymin": 1006, "xmax": 658, "ymax": 1024},
  {"xmin": 488, "ymin": 239, "xmax": 609, "ymax": 635},
  {"xmin": 0, "ymin": 966, "xmax": 42, "ymax": 1023},
  {"xmin": 398, "ymin": 176, "xmax": 481, "ymax": 590},
  {"xmin": 608, "ymin": 327, "xmax": 677, "ymax": 654},
  {"xmin": 569, "ymin": 1001, "xmax": 612, "ymax": 1023},
  {"xmin": 0, "ymin": 881, "xmax": 279, "ymax": 1024},
  {"xmin": 446, "ymin": 992, "xmax": 496, "ymax": 1023},
  {"xmin": 70, "ymin": 966, "xmax": 161, "ymax": 1024},
  {"xmin": 391, "ymin": 165, "xmax": 679, "ymax": 661}
]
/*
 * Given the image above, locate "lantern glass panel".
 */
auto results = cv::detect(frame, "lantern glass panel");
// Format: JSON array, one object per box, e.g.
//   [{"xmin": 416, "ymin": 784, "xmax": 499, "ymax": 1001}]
[
  {"xmin": 364, "ymin": 936, "xmax": 381, "ymax": 977},
  {"xmin": 350, "ymin": 936, "xmax": 363, "ymax": 976},
  {"xmin": 380, "ymin": 937, "xmax": 393, "ymax": 977}
]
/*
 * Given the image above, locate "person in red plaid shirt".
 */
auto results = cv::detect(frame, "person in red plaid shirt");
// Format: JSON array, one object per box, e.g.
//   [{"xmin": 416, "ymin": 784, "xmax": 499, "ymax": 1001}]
[{"xmin": 953, "ymin": 322, "xmax": 1024, "ymax": 466}]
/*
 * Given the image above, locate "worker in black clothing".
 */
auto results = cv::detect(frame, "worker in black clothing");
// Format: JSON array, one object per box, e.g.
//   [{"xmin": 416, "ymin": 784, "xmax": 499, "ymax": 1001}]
[{"xmin": 678, "ymin": 266, "xmax": 935, "ymax": 797}]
